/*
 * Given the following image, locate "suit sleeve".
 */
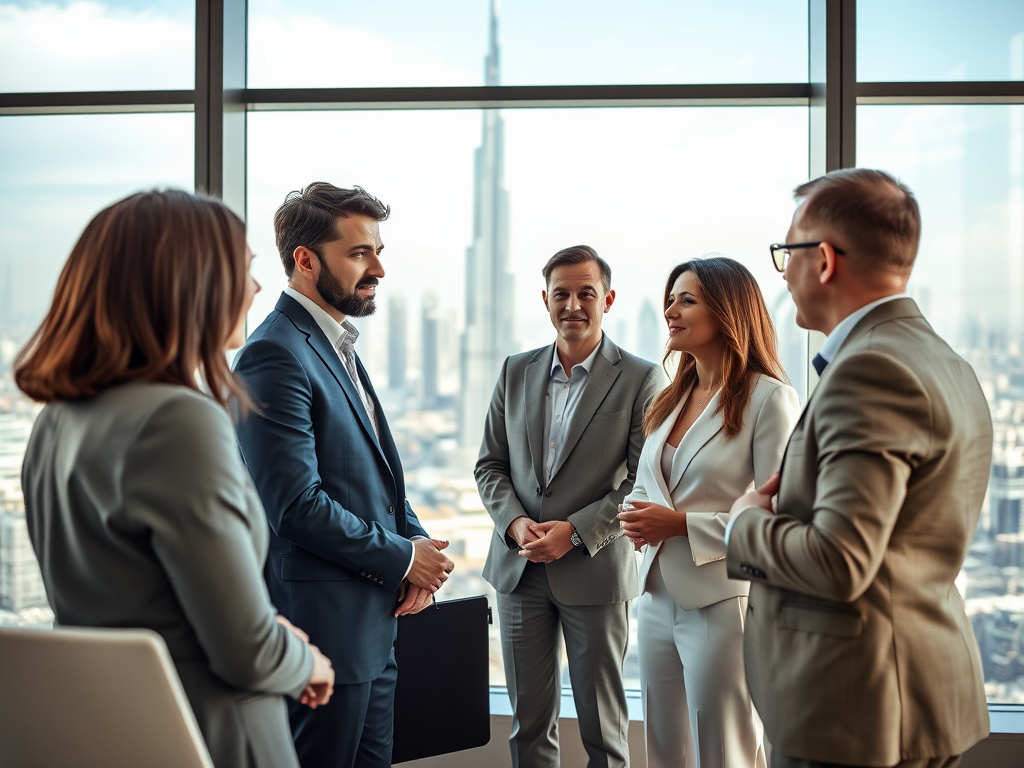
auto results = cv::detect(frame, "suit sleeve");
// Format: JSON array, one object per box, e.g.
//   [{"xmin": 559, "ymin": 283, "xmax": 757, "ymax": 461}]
[
  {"xmin": 726, "ymin": 352, "xmax": 930, "ymax": 602},
  {"xmin": 123, "ymin": 393, "xmax": 313, "ymax": 698},
  {"xmin": 234, "ymin": 338, "xmax": 414, "ymax": 590},
  {"xmin": 475, "ymin": 358, "xmax": 531, "ymax": 549},
  {"xmin": 688, "ymin": 383, "xmax": 801, "ymax": 567},
  {"xmin": 568, "ymin": 363, "xmax": 665, "ymax": 554}
]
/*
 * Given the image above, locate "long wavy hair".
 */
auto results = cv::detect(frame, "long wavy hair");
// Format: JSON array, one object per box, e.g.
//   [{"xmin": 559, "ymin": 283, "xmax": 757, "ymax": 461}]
[
  {"xmin": 643, "ymin": 256, "xmax": 786, "ymax": 439},
  {"xmin": 15, "ymin": 189, "xmax": 251, "ymax": 411}
]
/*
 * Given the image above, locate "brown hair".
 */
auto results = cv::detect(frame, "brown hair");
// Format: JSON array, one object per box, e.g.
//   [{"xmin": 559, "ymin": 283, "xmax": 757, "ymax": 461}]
[
  {"xmin": 795, "ymin": 168, "xmax": 921, "ymax": 274},
  {"xmin": 643, "ymin": 257, "xmax": 786, "ymax": 439},
  {"xmin": 541, "ymin": 245, "xmax": 612, "ymax": 292},
  {"xmin": 275, "ymin": 182, "xmax": 390, "ymax": 277},
  {"xmin": 15, "ymin": 189, "xmax": 251, "ymax": 410}
]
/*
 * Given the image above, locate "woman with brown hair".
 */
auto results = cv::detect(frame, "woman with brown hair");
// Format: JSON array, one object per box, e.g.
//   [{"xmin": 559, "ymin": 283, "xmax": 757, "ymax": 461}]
[
  {"xmin": 617, "ymin": 256, "xmax": 799, "ymax": 768},
  {"xmin": 16, "ymin": 189, "xmax": 334, "ymax": 768}
]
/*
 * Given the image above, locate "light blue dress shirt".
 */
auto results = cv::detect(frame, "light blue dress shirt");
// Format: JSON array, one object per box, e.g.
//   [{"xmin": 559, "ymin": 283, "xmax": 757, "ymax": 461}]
[{"xmin": 542, "ymin": 341, "xmax": 602, "ymax": 485}]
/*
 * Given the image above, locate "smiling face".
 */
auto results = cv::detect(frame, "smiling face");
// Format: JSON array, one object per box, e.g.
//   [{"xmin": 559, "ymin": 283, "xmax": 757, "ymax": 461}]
[
  {"xmin": 310, "ymin": 214, "xmax": 385, "ymax": 320},
  {"xmin": 664, "ymin": 270, "xmax": 721, "ymax": 356},
  {"xmin": 542, "ymin": 260, "xmax": 615, "ymax": 348}
]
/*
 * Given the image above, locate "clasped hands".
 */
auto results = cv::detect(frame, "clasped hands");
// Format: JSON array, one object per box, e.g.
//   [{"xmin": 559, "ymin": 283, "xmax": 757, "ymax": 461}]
[
  {"xmin": 398, "ymin": 538, "xmax": 455, "ymax": 617},
  {"xmin": 616, "ymin": 500, "xmax": 688, "ymax": 550},
  {"xmin": 276, "ymin": 615, "xmax": 334, "ymax": 709},
  {"xmin": 508, "ymin": 517, "xmax": 575, "ymax": 563}
]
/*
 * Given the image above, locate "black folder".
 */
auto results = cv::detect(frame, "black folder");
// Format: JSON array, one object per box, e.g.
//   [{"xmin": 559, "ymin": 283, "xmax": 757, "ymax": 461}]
[{"xmin": 392, "ymin": 595, "xmax": 492, "ymax": 764}]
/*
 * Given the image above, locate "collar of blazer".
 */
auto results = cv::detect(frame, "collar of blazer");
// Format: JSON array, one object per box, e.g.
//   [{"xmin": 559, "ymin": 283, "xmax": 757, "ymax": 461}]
[
  {"xmin": 645, "ymin": 385, "xmax": 724, "ymax": 503},
  {"xmin": 524, "ymin": 336, "xmax": 623, "ymax": 486},
  {"xmin": 274, "ymin": 292, "xmax": 387, "ymax": 458}
]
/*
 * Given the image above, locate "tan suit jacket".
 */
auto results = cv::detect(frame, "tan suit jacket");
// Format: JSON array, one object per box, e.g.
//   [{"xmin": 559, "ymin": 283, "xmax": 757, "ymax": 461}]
[
  {"xmin": 633, "ymin": 375, "xmax": 799, "ymax": 609},
  {"xmin": 727, "ymin": 298, "xmax": 991, "ymax": 766}
]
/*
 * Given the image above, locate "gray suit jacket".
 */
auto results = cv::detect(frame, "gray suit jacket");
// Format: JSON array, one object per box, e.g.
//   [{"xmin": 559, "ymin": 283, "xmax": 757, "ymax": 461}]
[
  {"xmin": 727, "ymin": 299, "xmax": 991, "ymax": 765},
  {"xmin": 476, "ymin": 337, "xmax": 663, "ymax": 605},
  {"xmin": 21, "ymin": 382, "xmax": 313, "ymax": 768}
]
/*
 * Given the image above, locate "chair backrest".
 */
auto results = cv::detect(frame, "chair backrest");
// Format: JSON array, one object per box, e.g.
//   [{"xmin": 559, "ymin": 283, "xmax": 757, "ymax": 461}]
[{"xmin": 0, "ymin": 625, "xmax": 214, "ymax": 768}]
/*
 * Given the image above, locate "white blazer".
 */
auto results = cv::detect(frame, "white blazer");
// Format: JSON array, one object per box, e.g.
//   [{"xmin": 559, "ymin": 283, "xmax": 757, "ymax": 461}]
[{"xmin": 629, "ymin": 374, "xmax": 800, "ymax": 610}]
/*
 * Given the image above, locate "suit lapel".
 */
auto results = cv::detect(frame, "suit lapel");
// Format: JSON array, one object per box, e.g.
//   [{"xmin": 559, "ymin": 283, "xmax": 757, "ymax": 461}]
[
  {"xmin": 666, "ymin": 389, "xmax": 724, "ymax": 492},
  {"xmin": 276, "ymin": 294, "xmax": 387, "ymax": 462},
  {"xmin": 524, "ymin": 348, "xmax": 550, "ymax": 489},
  {"xmin": 550, "ymin": 340, "xmax": 620, "ymax": 481},
  {"xmin": 644, "ymin": 399, "xmax": 679, "ymax": 505}
]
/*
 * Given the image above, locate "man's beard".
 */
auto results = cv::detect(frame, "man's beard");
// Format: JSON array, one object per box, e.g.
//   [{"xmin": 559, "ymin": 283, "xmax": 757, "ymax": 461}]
[{"xmin": 317, "ymin": 258, "xmax": 377, "ymax": 317}]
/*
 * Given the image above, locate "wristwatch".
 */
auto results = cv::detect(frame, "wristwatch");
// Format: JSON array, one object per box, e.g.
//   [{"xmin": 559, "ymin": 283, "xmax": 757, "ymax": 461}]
[{"xmin": 570, "ymin": 529, "xmax": 584, "ymax": 548}]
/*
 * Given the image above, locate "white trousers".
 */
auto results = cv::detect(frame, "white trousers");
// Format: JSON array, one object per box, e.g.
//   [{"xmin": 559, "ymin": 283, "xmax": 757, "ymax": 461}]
[{"xmin": 638, "ymin": 562, "xmax": 766, "ymax": 768}]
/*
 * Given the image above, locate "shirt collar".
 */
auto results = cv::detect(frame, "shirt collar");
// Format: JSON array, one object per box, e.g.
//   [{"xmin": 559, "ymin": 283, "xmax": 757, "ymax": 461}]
[
  {"xmin": 283, "ymin": 286, "xmax": 359, "ymax": 350},
  {"xmin": 818, "ymin": 293, "xmax": 911, "ymax": 363},
  {"xmin": 549, "ymin": 339, "xmax": 602, "ymax": 380}
]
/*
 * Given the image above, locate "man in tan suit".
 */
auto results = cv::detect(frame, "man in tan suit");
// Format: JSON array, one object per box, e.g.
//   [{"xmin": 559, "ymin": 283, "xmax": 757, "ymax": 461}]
[
  {"xmin": 476, "ymin": 245, "xmax": 663, "ymax": 768},
  {"xmin": 726, "ymin": 169, "xmax": 991, "ymax": 768}
]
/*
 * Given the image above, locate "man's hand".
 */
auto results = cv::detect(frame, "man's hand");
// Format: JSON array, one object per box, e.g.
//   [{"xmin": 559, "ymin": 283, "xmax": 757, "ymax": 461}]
[
  {"xmin": 300, "ymin": 643, "xmax": 335, "ymax": 709},
  {"xmin": 729, "ymin": 472, "xmax": 781, "ymax": 519},
  {"xmin": 407, "ymin": 538, "xmax": 454, "ymax": 592},
  {"xmin": 518, "ymin": 520, "xmax": 576, "ymax": 563},
  {"xmin": 506, "ymin": 516, "xmax": 542, "ymax": 548},
  {"xmin": 616, "ymin": 501, "xmax": 686, "ymax": 547},
  {"xmin": 395, "ymin": 581, "xmax": 435, "ymax": 617}
]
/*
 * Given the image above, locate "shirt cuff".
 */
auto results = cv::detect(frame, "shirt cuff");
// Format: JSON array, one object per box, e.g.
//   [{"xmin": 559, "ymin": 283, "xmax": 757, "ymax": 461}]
[
  {"xmin": 724, "ymin": 507, "xmax": 752, "ymax": 546},
  {"xmin": 402, "ymin": 536, "xmax": 426, "ymax": 581}
]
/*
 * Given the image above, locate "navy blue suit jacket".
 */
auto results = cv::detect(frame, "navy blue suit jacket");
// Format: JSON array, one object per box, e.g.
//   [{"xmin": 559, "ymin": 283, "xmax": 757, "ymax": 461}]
[{"xmin": 234, "ymin": 293, "xmax": 428, "ymax": 685}]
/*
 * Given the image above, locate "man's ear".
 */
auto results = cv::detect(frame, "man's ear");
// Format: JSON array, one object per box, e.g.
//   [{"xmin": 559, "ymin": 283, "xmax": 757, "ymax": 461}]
[
  {"xmin": 293, "ymin": 246, "xmax": 318, "ymax": 280},
  {"xmin": 541, "ymin": 289, "xmax": 549, "ymax": 307},
  {"xmin": 603, "ymin": 289, "xmax": 616, "ymax": 313},
  {"xmin": 818, "ymin": 243, "xmax": 839, "ymax": 285}
]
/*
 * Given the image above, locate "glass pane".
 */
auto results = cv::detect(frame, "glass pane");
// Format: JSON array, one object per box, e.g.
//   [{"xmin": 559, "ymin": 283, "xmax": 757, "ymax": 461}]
[
  {"xmin": 0, "ymin": 113, "xmax": 194, "ymax": 627},
  {"xmin": 248, "ymin": 0, "xmax": 808, "ymax": 88},
  {"xmin": 248, "ymin": 106, "xmax": 809, "ymax": 684},
  {"xmin": 859, "ymin": 0, "xmax": 1024, "ymax": 82},
  {"xmin": 860, "ymin": 104, "xmax": 1024, "ymax": 704},
  {"xmin": 0, "ymin": 1, "xmax": 195, "ymax": 92}
]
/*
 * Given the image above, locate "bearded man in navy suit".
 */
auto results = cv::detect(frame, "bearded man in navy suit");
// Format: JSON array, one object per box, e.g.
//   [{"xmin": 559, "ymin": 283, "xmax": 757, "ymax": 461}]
[{"xmin": 234, "ymin": 182, "xmax": 453, "ymax": 768}]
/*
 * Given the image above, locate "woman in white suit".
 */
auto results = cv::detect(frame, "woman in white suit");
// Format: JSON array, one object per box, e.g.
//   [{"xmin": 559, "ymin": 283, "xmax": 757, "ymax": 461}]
[{"xmin": 618, "ymin": 256, "xmax": 799, "ymax": 768}]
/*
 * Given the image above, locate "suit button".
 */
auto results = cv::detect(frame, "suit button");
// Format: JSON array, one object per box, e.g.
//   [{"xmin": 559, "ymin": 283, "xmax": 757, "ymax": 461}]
[
  {"xmin": 545, "ymin": 489, "xmax": 552, "ymax": 497},
  {"xmin": 388, "ymin": 505, "xmax": 395, "ymax": 515},
  {"xmin": 741, "ymin": 565, "xmax": 752, "ymax": 574},
  {"xmin": 536, "ymin": 487, "xmax": 542, "ymax": 495}
]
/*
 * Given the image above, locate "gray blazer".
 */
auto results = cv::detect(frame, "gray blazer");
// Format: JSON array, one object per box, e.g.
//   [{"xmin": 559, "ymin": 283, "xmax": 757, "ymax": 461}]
[
  {"xmin": 476, "ymin": 337, "xmax": 663, "ymax": 605},
  {"xmin": 21, "ymin": 382, "xmax": 313, "ymax": 768}
]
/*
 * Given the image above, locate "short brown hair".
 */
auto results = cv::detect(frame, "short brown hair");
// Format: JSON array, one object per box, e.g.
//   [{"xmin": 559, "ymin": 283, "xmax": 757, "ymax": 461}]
[
  {"xmin": 644, "ymin": 257, "xmax": 787, "ymax": 439},
  {"xmin": 541, "ymin": 245, "xmax": 611, "ymax": 292},
  {"xmin": 795, "ymin": 168, "xmax": 921, "ymax": 274},
  {"xmin": 274, "ymin": 182, "xmax": 390, "ymax": 276},
  {"xmin": 15, "ymin": 189, "xmax": 250, "ymax": 410}
]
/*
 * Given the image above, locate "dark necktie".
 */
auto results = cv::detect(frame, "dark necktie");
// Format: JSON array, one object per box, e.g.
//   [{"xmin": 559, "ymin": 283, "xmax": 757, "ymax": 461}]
[{"xmin": 812, "ymin": 353, "xmax": 828, "ymax": 377}]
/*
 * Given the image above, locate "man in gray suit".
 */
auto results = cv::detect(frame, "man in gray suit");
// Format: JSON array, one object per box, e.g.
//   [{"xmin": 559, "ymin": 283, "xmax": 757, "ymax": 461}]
[{"xmin": 476, "ymin": 245, "xmax": 663, "ymax": 768}]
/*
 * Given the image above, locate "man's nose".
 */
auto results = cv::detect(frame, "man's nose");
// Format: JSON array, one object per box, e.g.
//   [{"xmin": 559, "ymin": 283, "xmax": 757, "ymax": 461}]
[
  {"xmin": 368, "ymin": 254, "xmax": 385, "ymax": 278},
  {"xmin": 568, "ymin": 295, "xmax": 581, "ymax": 311}
]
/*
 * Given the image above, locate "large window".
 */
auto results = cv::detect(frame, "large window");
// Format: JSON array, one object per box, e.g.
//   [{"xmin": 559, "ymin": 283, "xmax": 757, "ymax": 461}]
[{"xmin": 1, "ymin": 0, "xmax": 1023, "ymax": 710}]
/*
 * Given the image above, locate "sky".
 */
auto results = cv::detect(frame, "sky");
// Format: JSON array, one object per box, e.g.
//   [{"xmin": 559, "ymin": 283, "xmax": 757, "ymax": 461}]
[{"xmin": 1, "ymin": 0, "xmax": 1023, "ymax": 364}]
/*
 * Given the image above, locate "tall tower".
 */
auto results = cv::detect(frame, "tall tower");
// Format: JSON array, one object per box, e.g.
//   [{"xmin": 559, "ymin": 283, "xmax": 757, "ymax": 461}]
[
  {"xmin": 459, "ymin": 0, "xmax": 515, "ymax": 449},
  {"xmin": 636, "ymin": 299, "xmax": 663, "ymax": 365},
  {"xmin": 421, "ymin": 294, "xmax": 440, "ymax": 409},
  {"xmin": 388, "ymin": 295, "xmax": 407, "ymax": 392}
]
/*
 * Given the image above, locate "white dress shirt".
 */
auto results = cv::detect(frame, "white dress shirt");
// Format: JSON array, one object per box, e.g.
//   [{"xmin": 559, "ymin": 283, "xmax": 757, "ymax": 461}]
[{"xmin": 543, "ymin": 341, "xmax": 601, "ymax": 484}]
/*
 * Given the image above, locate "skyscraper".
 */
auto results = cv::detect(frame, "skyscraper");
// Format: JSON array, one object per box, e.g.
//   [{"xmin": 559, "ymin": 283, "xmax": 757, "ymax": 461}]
[
  {"xmin": 459, "ymin": 0, "xmax": 515, "ymax": 449},
  {"xmin": 636, "ymin": 299, "xmax": 663, "ymax": 365},
  {"xmin": 388, "ymin": 295, "xmax": 407, "ymax": 393},
  {"xmin": 422, "ymin": 293, "xmax": 440, "ymax": 409}
]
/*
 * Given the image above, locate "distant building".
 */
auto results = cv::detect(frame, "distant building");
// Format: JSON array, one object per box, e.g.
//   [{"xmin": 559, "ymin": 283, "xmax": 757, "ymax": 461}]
[
  {"xmin": 0, "ymin": 511, "xmax": 46, "ymax": 613},
  {"xmin": 422, "ymin": 294, "xmax": 440, "ymax": 409},
  {"xmin": 636, "ymin": 299, "xmax": 662, "ymax": 366},
  {"xmin": 388, "ymin": 295, "xmax": 407, "ymax": 392},
  {"xmin": 459, "ymin": 0, "xmax": 516, "ymax": 450}
]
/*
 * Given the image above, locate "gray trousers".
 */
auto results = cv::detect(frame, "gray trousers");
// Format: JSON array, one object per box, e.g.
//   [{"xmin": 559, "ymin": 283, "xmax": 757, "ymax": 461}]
[{"xmin": 497, "ymin": 561, "xmax": 630, "ymax": 768}]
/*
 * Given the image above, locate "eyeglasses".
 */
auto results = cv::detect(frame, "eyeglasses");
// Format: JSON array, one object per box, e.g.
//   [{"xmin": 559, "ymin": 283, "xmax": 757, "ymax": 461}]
[{"xmin": 769, "ymin": 242, "xmax": 846, "ymax": 272}]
